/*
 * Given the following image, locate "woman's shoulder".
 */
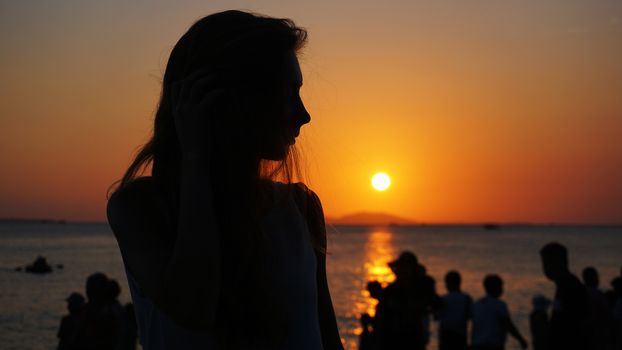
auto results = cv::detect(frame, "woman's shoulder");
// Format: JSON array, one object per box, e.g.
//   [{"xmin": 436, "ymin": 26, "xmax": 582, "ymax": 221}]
[
  {"xmin": 259, "ymin": 180, "xmax": 318, "ymax": 206},
  {"xmin": 107, "ymin": 177, "xmax": 165, "ymax": 233},
  {"xmin": 110, "ymin": 176, "xmax": 155, "ymax": 199},
  {"xmin": 285, "ymin": 181, "xmax": 320, "ymax": 203},
  {"xmin": 282, "ymin": 181, "xmax": 327, "ymax": 250},
  {"xmin": 109, "ymin": 176, "xmax": 161, "ymax": 206}
]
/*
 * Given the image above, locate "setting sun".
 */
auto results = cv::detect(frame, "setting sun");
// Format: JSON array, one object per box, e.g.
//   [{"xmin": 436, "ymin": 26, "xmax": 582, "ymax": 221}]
[{"xmin": 371, "ymin": 173, "xmax": 391, "ymax": 191}]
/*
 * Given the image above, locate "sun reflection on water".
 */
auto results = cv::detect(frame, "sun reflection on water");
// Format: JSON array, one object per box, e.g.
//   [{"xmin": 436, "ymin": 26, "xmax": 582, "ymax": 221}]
[{"xmin": 352, "ymin": 229, "xmax": 396, "ymax": 336}]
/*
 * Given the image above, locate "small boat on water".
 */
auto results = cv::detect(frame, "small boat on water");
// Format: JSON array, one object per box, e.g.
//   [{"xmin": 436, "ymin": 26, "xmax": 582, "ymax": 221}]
[
  {"xmin": 483, "ymin": 223, "xmax": 501, "ymax": 230},
  {"xmin": 24, "ymin": 256, "xmax": 53, "ymax": 274}
]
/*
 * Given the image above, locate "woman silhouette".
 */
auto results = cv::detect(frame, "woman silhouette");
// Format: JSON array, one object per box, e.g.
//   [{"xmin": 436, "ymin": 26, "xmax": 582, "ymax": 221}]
[{"xmin": 107, "ymin": 10, "xmax": 343, "ymax": 350}]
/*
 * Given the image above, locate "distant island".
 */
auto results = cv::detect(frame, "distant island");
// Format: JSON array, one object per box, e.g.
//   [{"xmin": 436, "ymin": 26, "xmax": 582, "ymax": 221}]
[{"xmin": 325, "ymin": 212, "xmax": 417, "ymax": 226}]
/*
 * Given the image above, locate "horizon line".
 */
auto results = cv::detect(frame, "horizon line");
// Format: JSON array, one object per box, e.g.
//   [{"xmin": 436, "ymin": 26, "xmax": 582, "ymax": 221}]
[{"xmin": 1, "ymin": 217, "xmax": 621, "ymax": 227}]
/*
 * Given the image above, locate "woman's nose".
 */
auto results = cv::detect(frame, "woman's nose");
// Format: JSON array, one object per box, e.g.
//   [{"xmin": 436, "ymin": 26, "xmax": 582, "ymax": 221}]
[{"xmin": 298, "ymin": 100, "xmax": 311, "ymax": 125}]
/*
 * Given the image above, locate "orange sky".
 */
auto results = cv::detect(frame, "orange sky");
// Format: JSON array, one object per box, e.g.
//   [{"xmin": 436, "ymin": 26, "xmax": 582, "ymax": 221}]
[{"xmin": 1, "ymin": 1, "xmax": 621, "ymax": 223}]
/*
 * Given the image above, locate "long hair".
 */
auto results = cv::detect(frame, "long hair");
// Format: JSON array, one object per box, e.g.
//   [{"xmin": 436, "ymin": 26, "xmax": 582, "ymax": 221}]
[{"xmin": 112, "ymin": 10, "xmax": 309, "ymax": 347}]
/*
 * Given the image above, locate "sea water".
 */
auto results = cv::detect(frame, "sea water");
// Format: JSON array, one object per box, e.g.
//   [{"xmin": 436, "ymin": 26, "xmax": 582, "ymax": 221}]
[{"xmin": 0, "ymin": 222, "xmax": 620, "ymax": 350}]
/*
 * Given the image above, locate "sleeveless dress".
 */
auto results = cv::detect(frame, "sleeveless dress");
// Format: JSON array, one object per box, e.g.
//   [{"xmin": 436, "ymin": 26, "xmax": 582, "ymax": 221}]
[{"xmin": 124, "ymin": 182, "xmax": 324, "ymax": 350}]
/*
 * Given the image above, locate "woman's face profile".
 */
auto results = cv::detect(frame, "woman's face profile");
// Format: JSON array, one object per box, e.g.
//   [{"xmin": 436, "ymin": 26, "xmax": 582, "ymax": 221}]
[{"xmin": 257, "ymin": 50, "xmax": 311, "ymax": 161}]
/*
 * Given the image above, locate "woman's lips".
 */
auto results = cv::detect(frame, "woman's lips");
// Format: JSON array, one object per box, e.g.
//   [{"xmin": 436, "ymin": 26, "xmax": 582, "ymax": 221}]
[{"xmin": 287, "ymin": 130, "xmax": 299, "ymax": 145}]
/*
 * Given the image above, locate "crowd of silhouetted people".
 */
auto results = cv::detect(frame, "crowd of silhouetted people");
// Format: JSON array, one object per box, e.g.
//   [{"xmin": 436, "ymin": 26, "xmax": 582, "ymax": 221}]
[
  {"xmin": 55, "ymin": 243, "xmax": 622, "ymax": 350},
  {"xmin": 57, "ymin": 272, "xmax": 137, "ymax": 350},
  {"xmin": 359, "ymin": 242, "xmax": 622, "ymax": 350}
]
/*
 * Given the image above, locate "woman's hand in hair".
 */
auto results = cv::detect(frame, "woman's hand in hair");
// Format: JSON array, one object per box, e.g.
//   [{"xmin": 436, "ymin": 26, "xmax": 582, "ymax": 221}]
[{"xmin": 171, "ymin": 70, "xmax": 225, "ymax": 157}]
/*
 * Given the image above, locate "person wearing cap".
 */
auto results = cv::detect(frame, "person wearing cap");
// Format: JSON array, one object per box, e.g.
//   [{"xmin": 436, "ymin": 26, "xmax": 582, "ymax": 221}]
[
  {"xmin": 57, "ymin": 292, "xmax": 85, "ymax": 350},
  {"xmin": 373, "ymin": 251, "xmax": 437, "ymax": 350}
]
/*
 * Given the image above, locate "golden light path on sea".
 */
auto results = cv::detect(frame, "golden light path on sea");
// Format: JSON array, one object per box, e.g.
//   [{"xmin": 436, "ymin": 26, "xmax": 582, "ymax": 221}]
[{"xmin": 351, "ymin": 229, "xmax": 396, "ymax": 336}]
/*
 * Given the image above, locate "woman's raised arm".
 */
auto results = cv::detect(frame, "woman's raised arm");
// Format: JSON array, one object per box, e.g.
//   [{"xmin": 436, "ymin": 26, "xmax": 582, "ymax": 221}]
[{"xmin": 107, "ymin": 71, "xmax": 226, "ymax": 330}]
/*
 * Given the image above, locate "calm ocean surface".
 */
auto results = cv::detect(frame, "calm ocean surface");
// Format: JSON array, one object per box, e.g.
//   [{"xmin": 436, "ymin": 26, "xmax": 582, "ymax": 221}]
[{"xmin": 1, "ymin": 222, "xmax": 620, "ymax": 350}]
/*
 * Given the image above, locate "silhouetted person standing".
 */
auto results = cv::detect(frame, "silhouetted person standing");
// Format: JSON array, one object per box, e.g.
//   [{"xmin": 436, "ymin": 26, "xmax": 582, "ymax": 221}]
[
  {"xmin": 418, "ymin": 264, "xmax": 441, "ymax": 349},
  {"xmin": 582, "ymin": 266, "xmax": 614, "ymax": 349},
  {"xmin": 57, "ymin": 292, "xmax": 85, "ymax": 350},
  {"xmin": 78, "ymin": 272, "xmax": 122, "ymax": 350},
  {"xmin": 359, "ymin": 313, "xmax": 375, "ymax": 350},
  {"xmin": 367, "ymin": 280, "xmax": 383, "ymax": 301},
  {"xmin": 358, "ymin": 280, "xmax": 383, "ymax": 350},
  {"xmin": 374, "ymin": 251, "xmax": 432, "ymax": 350},
  {"xmin": 471, "ymin": 274, "xmax": 527, "ymax": 350},
  {"xmin": 437, "ymin": 270, "xmax": 472, "ymax": 350},
  {"xmin": 529, "ymin": 294, "xmax": 550, "ymax": 350},
  {"xmin": 107, "ymin": 279, "xmax": 132, "ymax": 350},
  {"xmin": 539, "ymin": 242, "xmax": 588, "ymax": 350}
]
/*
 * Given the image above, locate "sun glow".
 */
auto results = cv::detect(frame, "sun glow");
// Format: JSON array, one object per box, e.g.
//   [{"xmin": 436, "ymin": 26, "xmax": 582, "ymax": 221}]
[{"xmin": 371, "ymin": 172, "xmax": 391, "ymax": 191}]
